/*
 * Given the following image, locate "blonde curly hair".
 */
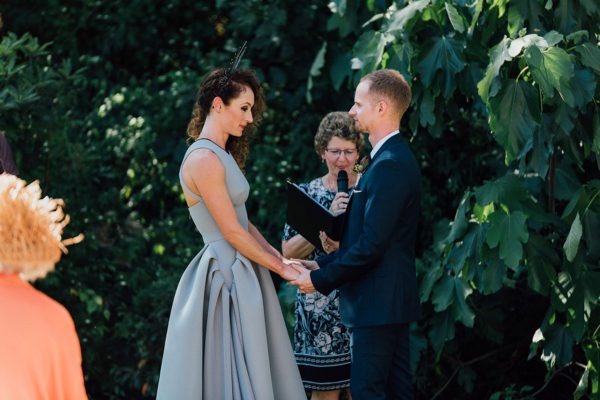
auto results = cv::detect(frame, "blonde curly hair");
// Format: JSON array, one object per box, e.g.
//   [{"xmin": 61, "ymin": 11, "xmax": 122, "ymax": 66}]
[{"xmin": 0, "ymin": 174, "xmax": 82, "ymax": 281}]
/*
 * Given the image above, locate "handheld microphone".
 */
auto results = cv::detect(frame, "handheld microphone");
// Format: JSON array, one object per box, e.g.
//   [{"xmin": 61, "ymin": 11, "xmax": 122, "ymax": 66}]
[{"xmin": 337, "ymin": 170, "xmax": 348, "ymax": 194}]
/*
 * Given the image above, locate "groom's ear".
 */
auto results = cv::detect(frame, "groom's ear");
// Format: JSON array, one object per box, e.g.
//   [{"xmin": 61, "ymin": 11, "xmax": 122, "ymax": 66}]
[{"xmin": 377, "ymin": 99, "xmax": 389, "ymax": 115}]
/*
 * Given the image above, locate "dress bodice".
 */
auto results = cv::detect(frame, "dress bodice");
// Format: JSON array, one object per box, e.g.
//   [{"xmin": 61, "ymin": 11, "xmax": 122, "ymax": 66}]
[{"xmin": 179, "ymin": 139, "xmax": 250, "ymax": 243}]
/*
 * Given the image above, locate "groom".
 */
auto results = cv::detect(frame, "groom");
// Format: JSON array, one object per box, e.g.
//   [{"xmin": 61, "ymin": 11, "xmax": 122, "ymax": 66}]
[{"xmin": 292, "ymin": 69, "xmax": 421, "ymax": 399}]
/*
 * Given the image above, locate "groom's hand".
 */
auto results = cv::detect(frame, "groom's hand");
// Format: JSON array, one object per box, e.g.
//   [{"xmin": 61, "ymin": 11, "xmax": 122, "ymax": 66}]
[
  {"xmin": 297, "ymin": 259, "xmax": 319, "ymax": 271},
  {"xmin": 291, "ymin": 268, "xmax": 316, "ymax": 294}
]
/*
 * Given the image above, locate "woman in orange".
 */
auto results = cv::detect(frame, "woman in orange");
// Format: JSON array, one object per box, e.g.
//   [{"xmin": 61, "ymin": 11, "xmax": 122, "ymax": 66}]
[{"xmin": 0, "ymin": 173, "xmax": 87, "ymax": 400}]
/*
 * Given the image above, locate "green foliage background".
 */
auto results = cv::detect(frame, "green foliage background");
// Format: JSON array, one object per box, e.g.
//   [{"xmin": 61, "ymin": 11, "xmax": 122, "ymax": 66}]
[{"xmin": 1, "ymin": 1, "xmax": 599, "ymax": 399}]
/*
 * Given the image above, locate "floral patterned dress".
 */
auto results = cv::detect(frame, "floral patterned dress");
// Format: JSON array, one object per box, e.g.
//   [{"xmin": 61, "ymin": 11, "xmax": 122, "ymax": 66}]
[{"xmin": 282, "ymin": 177, "xmax": 351, "ymax": 391}]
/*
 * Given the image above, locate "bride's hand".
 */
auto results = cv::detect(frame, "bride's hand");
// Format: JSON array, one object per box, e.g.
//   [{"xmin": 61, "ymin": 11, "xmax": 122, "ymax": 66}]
[
  {"xmin": 282, "ymin": 257, "xmax": 304, "ymax": 267},
  {"xmin": 279, "ymin": 263, "xmax": 302, "ymax": 281}
]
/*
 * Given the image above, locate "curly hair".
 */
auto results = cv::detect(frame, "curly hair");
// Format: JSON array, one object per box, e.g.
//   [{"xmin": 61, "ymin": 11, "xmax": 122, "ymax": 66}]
[
  {"xmin": 314, "ymin": 111, "xmax": 364, "ymax": 156},
  {"xmin": 187, "ymin": 68, "xmax": 265, "ymax": 168}
]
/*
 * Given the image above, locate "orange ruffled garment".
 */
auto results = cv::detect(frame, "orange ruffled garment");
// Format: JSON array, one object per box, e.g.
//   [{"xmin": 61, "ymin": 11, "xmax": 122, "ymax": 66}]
[{"xmin": 0, "ymin": 273, "xmax": 87, "ymax": 400}]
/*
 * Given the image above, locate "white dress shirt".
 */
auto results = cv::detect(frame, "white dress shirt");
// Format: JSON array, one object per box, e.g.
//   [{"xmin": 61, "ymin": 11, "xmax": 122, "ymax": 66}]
[{"xmin": 370, "ymin": 130, "xmax": 400, "ymax": 159}]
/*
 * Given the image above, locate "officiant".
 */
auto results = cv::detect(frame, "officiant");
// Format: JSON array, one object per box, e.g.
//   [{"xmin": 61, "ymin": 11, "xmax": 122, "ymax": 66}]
[{"xmin": 281, "ymin": 111, "xmax": 363, "ymax": 400}]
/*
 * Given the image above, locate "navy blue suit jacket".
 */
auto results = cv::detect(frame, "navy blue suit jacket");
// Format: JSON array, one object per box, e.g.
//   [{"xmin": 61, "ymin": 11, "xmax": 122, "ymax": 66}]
[{"xmin": 311, "ymin": 134, "xmax": 421, "ymax": 328}]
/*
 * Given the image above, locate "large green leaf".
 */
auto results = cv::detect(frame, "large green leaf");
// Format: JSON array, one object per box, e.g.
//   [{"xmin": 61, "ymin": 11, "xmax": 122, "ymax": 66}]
[
  {"xmin": 386, "ymin": 0, "xmax": 431, "ymax": 33},
  {"xmin": 565, "ymin": 276, "xmax": 588, "ymax": 341},
  {"xmin": 555, "ymin": 160, "xmax": 581, "ymax": 201},
  {"xmin": 478, "ymin": 37, "xmax": 512, "ymax": 102},
  {"xmin": 475, "ymin": 174, "xmax": 529, "ymax": 210},
  {"xmin": 552, "ymin": 271, "xmax": 575, "ymax": 311},
  {"xmin": 583, "ymin": 211, "xmax": 600, "ymax": 260},
  {"xmin": 525, "ymin": 234, "xmax": 558, "ymax": 296},
  {"xmin": 489, "ymin": 80, "xmax": 540, "ymax": 163},
  {"xmin": 445, "ymin": 3, "xmax": 466, "ymax": 34},
  {"xmin": 541, "ymin": 323, "xmax": 574, "ymax": 368},
  {"xmin": 328, "ymin": 0, "xmax": 347, "ymax": 16},
  {"xmin": 419, "ymin": 89, "xmax": 436, "ymax": 127},
  {"xmin": 564, "ymin": 213, "xmax": 583, "ymax": 262},
  {"xmin": 574, "ymin": 43, "xmax": 600, "ymax": 74},
  {"xmin": 524, "ymin": 45, "xmax": 575, "ymax": 107},
  {"xmin": 508, "ymin": 34, "xmax": 548, "ymax": 58},
  {"xmin": 507, "ymin": 0, "xmax": 544, "ymax": 37},
  {"xmin": 527, "ymin": 259, "xmax": 556, "ymax": 296},
  {"xmin": 529, "ymin": 123, "xmax": 552, "ymax": 177},
  {"xmin": 432, "ymin": 274, "xmax": 455, "ymax": 311},
  {"xmin": 477, "ymin": 256, "xmax": 506, "ymax": 295},
  {"xmin": 446, "ymin": 192, "xmax": 472, "ymax": 242},
  {"xmin": 486, "ymin": 210, "xmax": 529, "ymax": 270},
  {"xmin": 579, "ymin": 0, "xmax": 599, "ymax": 14},
  {"xmin": 385, "ymin": 42, "xmax": 413, "ymax": 81},
  {"xmin": 428, "ymin": 310, "xmax": 456, "ymax": 353},
  {"xmin": 409, "ymin": 331, "xmax": 428, "ymax": 375},
  {"xmin": 420, "ymin": 265, "xmax": 443, "ymax": 302},
  {"xmin": 594, "ymin": 111, "xmax": 600, "ymax": 158},
  {"xmin": 418, "ymin": 35, "xmax": 466, "ymax": 98},
  {"xmin": 351, "ymin": 31, "xmax": 388, "ymax": 73},
  {"xmin": 306, "ymin": 42, "xmax": 327, "ymax": 103},
  {"xmin": 574, "ymin": 365, "xmax": 590, "ymax": 400},
  {"xmin": 451, "ymin": 277, "xmax": 474, "ymax": 327},
  {"xmin": 329, "ymin": 51, "xmax": 352, "ymax": 91},
  {"xmin": 446, "ymin": 239, "xmax": 472, "ymax": 274},
  {"xmin": 488, "ymin": 0, "xmax": 508, "ymax": 18}
]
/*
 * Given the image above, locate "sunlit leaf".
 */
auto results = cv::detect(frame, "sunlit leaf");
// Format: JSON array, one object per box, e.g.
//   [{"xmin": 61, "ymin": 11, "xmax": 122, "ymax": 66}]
[
  {"xmin": 477, "ymin": 37, "xmax": 512, "ymax": 102},
  {"xmin": 564, "ymin": 213, "xmax": 583, "ymax": 262},
  {"xmin": 386, "ymin": 0, "xmax": 431, "ymax": 33},
  {"xmin": 541, "ymin": 323, "xmax": 574, "ymax": 368},
  {"xmin": 524, "ymin": 46, "xmax": 575, "ymax": 106},
  {"xmin": 352, "ymin": 30, "xmax": 388, "ymax": 73},
  {"xmin": 574, "ymin": 43, "xmax": 600, "ymax": 74},
  {"xmin": 445, "ymin": 3, "xmax": 466, "ymax": 34}
]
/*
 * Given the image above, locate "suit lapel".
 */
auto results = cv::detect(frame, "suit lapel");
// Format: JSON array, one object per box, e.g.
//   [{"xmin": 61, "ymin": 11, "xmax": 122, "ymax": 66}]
[
  {"xmin": 343, "ymin": 135, "xmax": 403, "ymax": 238},
  {"xmin": 358, "ymin": 134, "xmax": 402, "ymax": 186},
  {"xmin": 369, "ymin": 133, "xmax": 402, "ymax": 165}
]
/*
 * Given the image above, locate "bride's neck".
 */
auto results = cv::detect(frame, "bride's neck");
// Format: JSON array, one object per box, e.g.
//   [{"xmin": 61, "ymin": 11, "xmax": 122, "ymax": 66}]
[{"xmin": 199, "ymin": 119, "xmax": 228, "ymax": 149}]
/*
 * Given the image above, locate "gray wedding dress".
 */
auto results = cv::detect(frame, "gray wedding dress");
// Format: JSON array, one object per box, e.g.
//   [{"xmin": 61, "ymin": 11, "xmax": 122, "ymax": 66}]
[{"xmin": 157, "ymin": 139, "xmax": 305, "ymax": 400}]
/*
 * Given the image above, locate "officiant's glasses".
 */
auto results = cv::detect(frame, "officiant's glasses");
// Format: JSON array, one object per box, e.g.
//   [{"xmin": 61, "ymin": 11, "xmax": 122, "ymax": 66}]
[{"xmin": 325, "ymin": 148, "xmax": 357, "ymax": 158}]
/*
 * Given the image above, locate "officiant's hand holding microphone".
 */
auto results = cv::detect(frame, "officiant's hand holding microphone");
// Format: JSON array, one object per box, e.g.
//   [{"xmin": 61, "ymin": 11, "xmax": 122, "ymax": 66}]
[{"xmin": 320, "ymin": 169, "xmax": 349, "ymax": 254}]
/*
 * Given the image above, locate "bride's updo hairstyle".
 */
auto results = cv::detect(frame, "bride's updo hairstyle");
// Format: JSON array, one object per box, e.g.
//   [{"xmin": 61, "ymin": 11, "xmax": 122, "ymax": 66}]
[{"xmin": 187, "ymin": 68, "xmax": 265, "ymax": 169}]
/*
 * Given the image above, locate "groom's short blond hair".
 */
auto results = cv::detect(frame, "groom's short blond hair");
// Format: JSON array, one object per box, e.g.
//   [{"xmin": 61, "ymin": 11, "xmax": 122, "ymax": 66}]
[{"xmin": 361, "ymin": 69, "xmax": 412, "ymax": 117}]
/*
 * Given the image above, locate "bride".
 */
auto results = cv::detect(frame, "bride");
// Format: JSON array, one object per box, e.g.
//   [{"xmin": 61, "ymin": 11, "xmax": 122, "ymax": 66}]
[{"xmin": 157, "ymin": 67, "xmax": 305, "ymax": 400}]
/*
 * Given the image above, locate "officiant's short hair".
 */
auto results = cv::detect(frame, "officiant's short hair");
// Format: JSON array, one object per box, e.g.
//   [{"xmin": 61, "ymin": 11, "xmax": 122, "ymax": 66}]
[
  {"xmin": 314, "ymin": 111, "xmax": 364, "ymax": 156},
  {"xmin": 362, "ymin": 69, "xmax": 411, "ymax": 117}
]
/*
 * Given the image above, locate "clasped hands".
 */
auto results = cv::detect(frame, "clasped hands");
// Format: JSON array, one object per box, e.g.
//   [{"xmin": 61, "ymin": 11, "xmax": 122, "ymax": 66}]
[{"xmin": 279, "ymin": 258, "xmax": 319, "ymax": 294}]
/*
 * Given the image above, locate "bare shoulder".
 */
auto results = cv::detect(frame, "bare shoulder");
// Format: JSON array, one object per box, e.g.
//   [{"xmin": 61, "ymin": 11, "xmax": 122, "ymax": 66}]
[{"xmin": 183, "ymin": 148, "xmax": 224, "ymax": 178}]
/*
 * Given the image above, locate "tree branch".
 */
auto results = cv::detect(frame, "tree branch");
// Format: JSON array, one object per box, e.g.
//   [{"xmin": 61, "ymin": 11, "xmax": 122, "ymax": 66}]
[{"xmin": 431, "ymin": 347, "xmax": 508, "ymax": 400}]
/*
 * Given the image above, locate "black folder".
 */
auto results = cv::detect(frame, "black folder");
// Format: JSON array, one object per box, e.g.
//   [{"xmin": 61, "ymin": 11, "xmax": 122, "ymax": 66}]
[{"xmin": 286, "ymin": 181, "xmax": 346, "ymax": 252}]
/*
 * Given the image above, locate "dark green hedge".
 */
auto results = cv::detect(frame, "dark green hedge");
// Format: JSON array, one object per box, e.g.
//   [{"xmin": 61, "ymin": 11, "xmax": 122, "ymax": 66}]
[{"xmin": 1, "ymin": 0, "xmax": 598, "ymax": 398}]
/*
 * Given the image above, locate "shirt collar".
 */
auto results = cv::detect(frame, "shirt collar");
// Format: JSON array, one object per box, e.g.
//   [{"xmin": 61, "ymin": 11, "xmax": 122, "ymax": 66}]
[{"xmin": 370, "ymin": 130, "xmax": 400, "ymax": 159}]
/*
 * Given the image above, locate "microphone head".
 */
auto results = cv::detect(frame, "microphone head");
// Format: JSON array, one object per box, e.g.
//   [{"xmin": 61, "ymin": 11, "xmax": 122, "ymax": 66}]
[{"xmin": 337, "ymin": 170, "xmax": 348, "ymax": 193}]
